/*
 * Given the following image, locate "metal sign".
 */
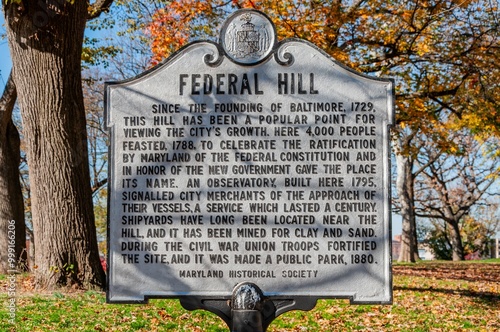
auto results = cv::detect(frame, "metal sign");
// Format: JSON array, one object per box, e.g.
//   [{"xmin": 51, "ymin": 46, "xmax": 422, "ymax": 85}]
[{"xmin": 106, "ymin": 9, "xmax": 394, "ymax": 305}]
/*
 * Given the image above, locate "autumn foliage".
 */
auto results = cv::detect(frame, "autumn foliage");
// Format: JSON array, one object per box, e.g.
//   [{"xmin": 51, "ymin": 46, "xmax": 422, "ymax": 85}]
[
  {"xmin": 147, "ymin": 0, "xmax": 499, "ymax": 136},
  {"xmin": 145, "ymin": 0, "xmax": 500, "ymax": 262},
  {"xmin": 148, "ymin": 0, "xmax": 220, "ymax": 65}
]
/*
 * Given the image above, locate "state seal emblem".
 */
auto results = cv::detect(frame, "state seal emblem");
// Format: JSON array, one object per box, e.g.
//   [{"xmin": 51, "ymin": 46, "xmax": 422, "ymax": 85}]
[{"xmin": 221, "ymin": 10, "xmax": 275, "ymax": 65}]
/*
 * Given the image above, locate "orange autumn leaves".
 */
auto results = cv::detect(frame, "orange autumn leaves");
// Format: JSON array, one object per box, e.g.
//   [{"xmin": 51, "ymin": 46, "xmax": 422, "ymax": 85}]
[
  {"xmin": 146, "ymin": 1, "xmax": 499, "ymax": 140},
  {"xmin": 146, "ymin": 0, "xmax": 363, "ymax": 66},
  {"xmin": 148, "ymin": 0, "xmax": 217, "ymax": 65},
  {"xmin": 147, "ymin": 0, "xmax": 257, "ymax": 65}
]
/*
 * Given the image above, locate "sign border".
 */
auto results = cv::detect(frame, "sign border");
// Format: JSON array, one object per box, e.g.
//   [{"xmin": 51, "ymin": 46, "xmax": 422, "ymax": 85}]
[{"xmin": 105, "ymin": 9, "xmax": 394, "ymax": 305}]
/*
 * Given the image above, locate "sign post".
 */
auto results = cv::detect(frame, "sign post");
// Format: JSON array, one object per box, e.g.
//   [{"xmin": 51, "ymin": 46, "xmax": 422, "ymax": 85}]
[{"xmin": 106, "ymin": 9, "xmax": 394, "ymax": 330}]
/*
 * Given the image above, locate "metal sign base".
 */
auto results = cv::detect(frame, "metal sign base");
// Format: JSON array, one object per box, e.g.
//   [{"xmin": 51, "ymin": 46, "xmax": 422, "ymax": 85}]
[{"xmin": 179, "ymin": 282, "xmax": 317, "ymax": 332}]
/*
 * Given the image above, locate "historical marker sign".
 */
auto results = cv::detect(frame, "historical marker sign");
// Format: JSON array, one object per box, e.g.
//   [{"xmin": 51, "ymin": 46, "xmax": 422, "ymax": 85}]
[{"xmin": 106, "ymin": 10, "xmax": 394, "ymax": 304}]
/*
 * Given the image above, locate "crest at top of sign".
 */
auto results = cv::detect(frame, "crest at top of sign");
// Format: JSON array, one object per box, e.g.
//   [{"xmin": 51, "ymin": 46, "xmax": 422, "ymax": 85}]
[{"xmin": 220, "ymin": 10, "xmax": 276, "ymax": 65}]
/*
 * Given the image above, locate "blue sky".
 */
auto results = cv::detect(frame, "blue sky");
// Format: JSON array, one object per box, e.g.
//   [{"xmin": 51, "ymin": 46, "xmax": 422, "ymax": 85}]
[{"xmin": 0, "ymin": 16, "xmax": 11, "ymax": 95}]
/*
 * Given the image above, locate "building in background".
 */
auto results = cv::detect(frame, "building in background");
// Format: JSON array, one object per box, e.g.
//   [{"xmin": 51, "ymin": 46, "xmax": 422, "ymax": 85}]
[
  {"xmin": 392, "ymin": 235, "xmax": 401, "ymax": 261},
  {"xmin": 392, "ymin": 234, "xmax": 434, "ymax": 261}
]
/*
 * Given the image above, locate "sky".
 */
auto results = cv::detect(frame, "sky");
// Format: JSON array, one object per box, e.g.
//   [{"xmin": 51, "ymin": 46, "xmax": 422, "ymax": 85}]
[{"xmin": 0, "ymin": 16, "xmax": 11, "ymax": 95}]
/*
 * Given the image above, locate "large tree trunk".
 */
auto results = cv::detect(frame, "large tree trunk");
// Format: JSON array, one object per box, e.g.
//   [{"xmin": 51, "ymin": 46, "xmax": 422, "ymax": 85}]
[
  {"xmin": 0, "ymin": 72, "xmax": 27, "ymax": 273},
  {"xmin": 448, "ymin": 220, "xmax": 465, "ymax": 261},
  {"xmin": 4, "ymin": 1, "xmax": 105, "ymax": 288},
  {"xmin": 395, "ymin": 141, "xmax": 420, "ymax": 262}
]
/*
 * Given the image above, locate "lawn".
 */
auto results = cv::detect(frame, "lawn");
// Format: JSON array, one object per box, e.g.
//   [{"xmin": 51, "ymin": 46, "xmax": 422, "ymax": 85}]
[{"xmin": 1, "ymin": 260, "xmax": 499, "ymax": 331}]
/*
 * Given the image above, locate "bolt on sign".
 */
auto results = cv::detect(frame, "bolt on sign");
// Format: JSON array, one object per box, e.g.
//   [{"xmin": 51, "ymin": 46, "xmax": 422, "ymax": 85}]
[{"xmin": 106, "ymin": 9, "xmax": 394, "ymax": 304}]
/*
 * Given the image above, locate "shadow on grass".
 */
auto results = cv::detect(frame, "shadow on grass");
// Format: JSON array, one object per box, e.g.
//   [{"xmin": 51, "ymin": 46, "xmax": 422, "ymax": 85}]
[
  {"xmin": 393, "ymin": 263, "xmax": 500, "ymax": 283},
  {"xmin": 394, "ymin": 285, "xmax": 500, "ymax": 307}
]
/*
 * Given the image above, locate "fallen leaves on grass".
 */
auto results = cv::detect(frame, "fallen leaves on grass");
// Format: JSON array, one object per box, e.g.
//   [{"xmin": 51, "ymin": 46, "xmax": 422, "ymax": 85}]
[
  {"xmin": 1, "ymin": 261, "xmax": 499, "ymax": 331},
  {"xmin": 393, "ymin": 261, "xmax": 500, "ymax": 282}
]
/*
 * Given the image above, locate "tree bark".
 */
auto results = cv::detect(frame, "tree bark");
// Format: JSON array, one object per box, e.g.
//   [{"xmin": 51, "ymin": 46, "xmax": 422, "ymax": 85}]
[
  {"xmin": 0, "ymin": 72, "xmax": 27, "ymax": 273},
  {"xmin": 395, "ymin": 139, "xmax": 420, "ymax": 262},
  {"xmin": 4, "ymin": 1, "xmax": 105, "ymax": 288},
  {"xmin": 448, "ymin": 220, "xmax": 465, "ymax": 261}
]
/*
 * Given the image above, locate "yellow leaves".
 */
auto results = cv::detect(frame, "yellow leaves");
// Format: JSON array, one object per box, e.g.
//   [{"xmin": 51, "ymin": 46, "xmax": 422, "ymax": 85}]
[
  {"xmin": 236, "ymin": 0, "xmax": 258, "ymax": 9},
  {"xmin": 401, "ymin": 9, "xmax": 414, "ymax": 22},
  {"xmin": 415, "ymin": 42, "xmax": 431, "ymax": 56},
  {"xmin": 449, "ymin": 111, "xmax": 499, "ymax": 138},
  {"xmin": 143, "ymin": 0, "xmax": 500, "ymax": 145},
  {"xmin": 330, "ymin": 49, "xmax": 351, "ymax": 66}
]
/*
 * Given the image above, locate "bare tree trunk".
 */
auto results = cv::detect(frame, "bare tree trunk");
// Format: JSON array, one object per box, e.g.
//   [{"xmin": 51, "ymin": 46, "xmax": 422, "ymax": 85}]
[
  {"xmin": 448, "ymin": 220, "xmax": 465, "ymax": 261},
  {"xmin": 395, "ymin": 141, "xmax": 420, "ymax": 262},
  {"xmin": 4, "ymin": 1, "xmax": 105, "ymax": 289},
  {"xmin": 0, "ymin": 73, "xmax": 27, "ymax": 273}
]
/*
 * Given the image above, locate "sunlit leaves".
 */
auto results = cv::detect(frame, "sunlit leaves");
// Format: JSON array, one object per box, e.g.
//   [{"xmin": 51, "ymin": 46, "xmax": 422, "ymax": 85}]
[
  {"xmin": 147, "ymin": 0, "xmax": 225, "ymax": 65},
  {"xmin": 146, "ymin": 0, "xmax": 499, "ymax": 140},
  {"xmin": 82, "ymin": 37, "xmax": 120, "ymax": 68},
  {"xmin": 3, "ymin": 262, "xmax": 500, "ymax": 330}
]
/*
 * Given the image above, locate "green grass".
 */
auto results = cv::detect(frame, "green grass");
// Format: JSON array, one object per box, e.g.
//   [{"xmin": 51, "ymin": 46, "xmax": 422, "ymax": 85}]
[
  {"xmin": 464, "ymin": 258, "xmax": 500, "ymax": 263},
  {"xmin": 1, "ymin": 261, "xmax": 499, "ymax": 331}
]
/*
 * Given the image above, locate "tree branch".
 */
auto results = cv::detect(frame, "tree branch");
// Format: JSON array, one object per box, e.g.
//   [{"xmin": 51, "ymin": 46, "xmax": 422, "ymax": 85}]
[
  {"xmin": 88, "ymin": 0, "xmax": 115, "ymax": 20},
  {"xmin": 92, "ymin": 178, "xmax": 108, "ymax": 194}
]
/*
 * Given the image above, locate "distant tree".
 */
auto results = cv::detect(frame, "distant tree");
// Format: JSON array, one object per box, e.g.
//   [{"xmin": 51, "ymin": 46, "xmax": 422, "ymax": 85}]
[
  {"xmin": 415, "ymin": 133, "xmax": 500, "ymax": 260},
  {"xmin": 460, "ymin": 212, "xmax": 499, "ymax": 258},
  {"xmin": 423, "ymin": 208, "xmax": 500, "ymax": 260},
  {"xmin": 82, "ymin": 71, "xmax": 110, "ymax": 251},
  {"xmin": 474, "ymin": 205, "xmax": 500, "ymax": 257},
  {"xmin": 422, "ymin": 219, "xmax": 453, "ymax": 260},
  {"xmin": 0, "ymin": 72, "xmax": 27, "ymax": 273},
  {"xmin": 83, "ymin": 73, "xmax": 109, "ymax": 195},
  {"xmin": 393, "ymin": 129, "xmax": 440, "ymax": 262}
]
